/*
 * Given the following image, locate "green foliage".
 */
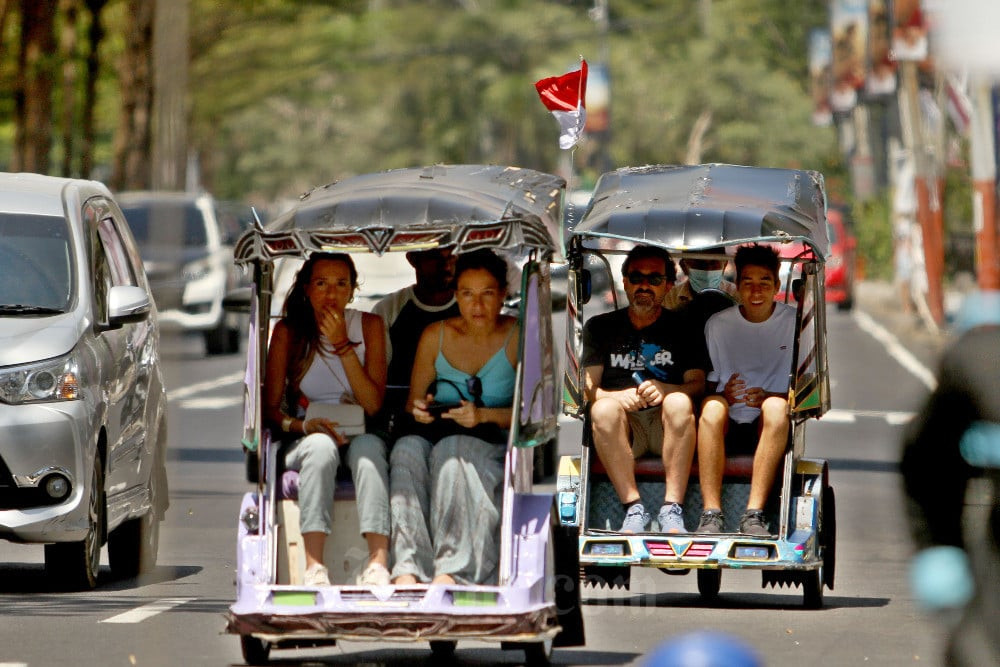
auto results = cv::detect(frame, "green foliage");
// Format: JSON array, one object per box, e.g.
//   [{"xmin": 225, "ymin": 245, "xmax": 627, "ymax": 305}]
[
  {"xmin": 3, "ymin": 0, "xmax": 839, "ymax": 202},
  {"xmin": 853, "ymin": 193, "xmax": 894, "ymax": 281}
]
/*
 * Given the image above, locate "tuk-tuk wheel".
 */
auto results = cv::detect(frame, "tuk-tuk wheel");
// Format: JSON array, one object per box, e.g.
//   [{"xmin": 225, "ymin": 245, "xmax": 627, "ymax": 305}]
[
  {"xmin": 803, "ymin": 569, "xmax": 824, "ymax": 609},
  {"xmin": 429, "ymin": 640, "xmax": 456, "ymax": 657},
  {"xmin": 240, "ymin": 636, "xmax": 271, "ymax": 665},
  {"xmin": 697, "ymin": 569, "xmax": 722, "ymax": 600},
  {"xmin": 522, "ymin": 639, "xmax": 553, "ymax": 665}
]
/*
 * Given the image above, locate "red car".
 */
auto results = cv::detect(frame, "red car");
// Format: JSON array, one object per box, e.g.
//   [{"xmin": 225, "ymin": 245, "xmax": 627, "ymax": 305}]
[
  {"xmin": 825, "ymin": 206, "xmax": 857, "ymax": 310},
  {"xmin": 773, "ymin": 206, "xmax": 856, "ymax": 310}
]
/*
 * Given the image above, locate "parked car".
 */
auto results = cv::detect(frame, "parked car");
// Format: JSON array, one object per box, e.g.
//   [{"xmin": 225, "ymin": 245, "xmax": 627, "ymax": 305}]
[
  {"xmin": 825, "ymin": 206, "xmax": 857, "ymax": 310},
  {"xmin": 0, "ymin": 172, "xmax": 169, "ymax": 589},
  {"xmin": 117, "ymin": 191, "xmax": 244, "ymax": 354}
]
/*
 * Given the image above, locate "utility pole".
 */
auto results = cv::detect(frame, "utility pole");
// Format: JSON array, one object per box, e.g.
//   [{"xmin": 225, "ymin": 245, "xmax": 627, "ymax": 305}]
[
  {"xmin": 969, "ymin": 81, "xmax": 1000, "ymax": 289},
  {"xmin": 898, "ymin": 61, "xmax": 946, "ymax": 327}
]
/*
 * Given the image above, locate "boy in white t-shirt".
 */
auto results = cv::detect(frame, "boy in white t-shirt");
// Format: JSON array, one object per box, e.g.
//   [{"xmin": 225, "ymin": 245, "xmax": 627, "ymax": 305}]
[{"xmin": 696, "ymin": 244, "xmax": 795, "ymax": 536}]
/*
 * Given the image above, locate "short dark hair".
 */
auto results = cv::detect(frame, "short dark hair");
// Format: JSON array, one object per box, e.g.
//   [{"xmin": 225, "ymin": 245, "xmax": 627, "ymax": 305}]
[
  {"xmin": 735, "ymin": 243, "xmax": 780, "ymax": 282},
  {"xmin": 455, "ymin": 248, "xmax": 509, "ymax": 292},
  {"xmin": 621, "ymin": 245, "xmax": 676, "ymax": 283}
]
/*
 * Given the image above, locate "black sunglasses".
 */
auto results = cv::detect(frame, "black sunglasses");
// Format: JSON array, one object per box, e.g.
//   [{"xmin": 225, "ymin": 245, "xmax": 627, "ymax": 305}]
[
  {"xmin": 626, "ymin": 271, "xmax": 667, "ymax": 286},
  {"xmin": 429, "ymin": 376, "xmax": 484, "ymax": 407}
]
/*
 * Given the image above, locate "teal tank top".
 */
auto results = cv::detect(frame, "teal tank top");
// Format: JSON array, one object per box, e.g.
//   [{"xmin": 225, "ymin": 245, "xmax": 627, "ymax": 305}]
[{"xmin": 432, "ymin": 322, "xmax": 516, "ymax": 407}]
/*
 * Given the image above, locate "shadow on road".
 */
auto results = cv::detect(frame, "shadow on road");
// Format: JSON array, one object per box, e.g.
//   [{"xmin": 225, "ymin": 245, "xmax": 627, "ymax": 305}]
[
  {"xmin": 584, "ymin": 590, "xmax": 888, "ymax": 611},
  {"xmin": 0, "ymin": 563, "xmax": 203, "ymax": 596}
]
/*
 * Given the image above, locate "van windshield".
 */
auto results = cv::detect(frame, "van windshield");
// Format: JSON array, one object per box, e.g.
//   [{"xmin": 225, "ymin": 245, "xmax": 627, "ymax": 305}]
[
  {"xmin": 0, "ymin": 214, "xmax": 74, "ymax": 311},
  {"xmin": 121, "ymin": 201, "xmax": 208, "ymax": 248}
]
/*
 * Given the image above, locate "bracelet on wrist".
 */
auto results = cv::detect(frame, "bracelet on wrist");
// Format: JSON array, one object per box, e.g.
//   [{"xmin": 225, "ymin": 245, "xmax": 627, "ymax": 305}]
[{"xmin": 281, "ymin": 416, "xmax": 293, "ymax": 432}]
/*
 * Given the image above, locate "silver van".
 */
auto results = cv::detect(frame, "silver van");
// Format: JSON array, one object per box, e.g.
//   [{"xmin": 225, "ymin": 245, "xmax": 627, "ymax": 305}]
[
  {"xmin": 0, "ymin": 173, "xmax": 168, "ymax": 590},
  {"xmin": 118, "ymin": 191, "xmax": 243, "ymax": 355}
]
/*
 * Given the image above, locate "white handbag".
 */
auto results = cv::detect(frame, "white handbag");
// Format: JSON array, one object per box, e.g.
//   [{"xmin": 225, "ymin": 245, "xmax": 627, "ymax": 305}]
[{"xmin": 304, "ymin": 402, "xmax": 366, "ymax": 436}]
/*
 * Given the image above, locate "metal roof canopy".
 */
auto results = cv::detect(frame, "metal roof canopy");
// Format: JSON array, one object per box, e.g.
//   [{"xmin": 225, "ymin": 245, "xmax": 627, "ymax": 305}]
[
  {"xmin": 235, "ymin": 164, "xmax": 566, "ymax": 264},
  {"xmin": 570, "ymin": 163, "xmax": 829, "ymax": 258}
]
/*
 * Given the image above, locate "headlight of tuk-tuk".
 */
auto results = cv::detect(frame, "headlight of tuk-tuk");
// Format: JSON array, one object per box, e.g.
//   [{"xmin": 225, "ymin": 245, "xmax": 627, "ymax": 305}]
[{"xmin": 0, "ymin": 352, "xmax": 82, "ymax": 404}]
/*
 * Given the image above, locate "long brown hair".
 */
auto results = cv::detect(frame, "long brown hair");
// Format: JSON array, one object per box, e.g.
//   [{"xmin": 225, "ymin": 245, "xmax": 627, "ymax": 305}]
[{"xmin": 280, "ymin": 252, "xmax": 359, "ymax": 412}]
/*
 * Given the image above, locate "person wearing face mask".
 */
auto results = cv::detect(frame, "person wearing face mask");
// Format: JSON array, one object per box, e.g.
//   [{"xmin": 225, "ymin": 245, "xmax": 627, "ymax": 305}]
[{"xmin": 663, "ymin": 254, "xmax": 740, "ymax": 316}]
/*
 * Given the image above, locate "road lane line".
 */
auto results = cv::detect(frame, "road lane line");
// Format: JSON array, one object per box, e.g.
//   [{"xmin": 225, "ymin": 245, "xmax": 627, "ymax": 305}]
[
  {"xmin": 101, "ymin": 597, "xmax": 196, "ymax": 624},
  {"xmin": 178, "ymin": 396, "xmax": 243, "ymax": 410},
  {"xmin": 853, "ymin": 310, "xmax": 937, "ymax": 390},
  {"xmin": 169, "ymin": 371, "xmax": 244, "ymax": 400}
]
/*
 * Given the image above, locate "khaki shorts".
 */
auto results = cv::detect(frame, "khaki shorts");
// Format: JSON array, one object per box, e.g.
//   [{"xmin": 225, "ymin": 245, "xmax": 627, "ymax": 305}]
[{"xmin": 627, "ymin": 406, "xmax": 664, "ymax": 458}]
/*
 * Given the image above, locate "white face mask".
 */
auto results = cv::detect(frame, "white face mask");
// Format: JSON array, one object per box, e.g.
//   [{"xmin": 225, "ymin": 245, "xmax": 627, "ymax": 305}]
[{"xmin": 687, "ymin": 268, "xmax": 724, "ymax": 293}]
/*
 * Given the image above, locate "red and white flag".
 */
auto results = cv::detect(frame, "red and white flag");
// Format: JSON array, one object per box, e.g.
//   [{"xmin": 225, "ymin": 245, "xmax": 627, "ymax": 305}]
[{"xmin": 534, "ymin": 59, "xmax": 588, "ymax": 150}]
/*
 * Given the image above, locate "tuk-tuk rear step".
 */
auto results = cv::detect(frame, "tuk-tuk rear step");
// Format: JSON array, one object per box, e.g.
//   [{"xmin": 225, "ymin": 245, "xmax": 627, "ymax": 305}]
[{"xmin": 226, "ymin": 609, "xmax": 558, "ymax": 639}]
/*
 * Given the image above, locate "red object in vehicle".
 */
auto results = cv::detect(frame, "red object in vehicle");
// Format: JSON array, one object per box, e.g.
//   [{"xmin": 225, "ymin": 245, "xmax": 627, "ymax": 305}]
[{"xmin": 825, "ymin": 207, "xmax": 857, "ymax": 310}]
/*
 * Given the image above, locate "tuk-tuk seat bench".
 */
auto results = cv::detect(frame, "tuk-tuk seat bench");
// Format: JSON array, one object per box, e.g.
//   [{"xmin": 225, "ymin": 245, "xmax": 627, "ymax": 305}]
[{"xmin": 590, "ymin": 454, "xmax": 756, "ymax": 480}]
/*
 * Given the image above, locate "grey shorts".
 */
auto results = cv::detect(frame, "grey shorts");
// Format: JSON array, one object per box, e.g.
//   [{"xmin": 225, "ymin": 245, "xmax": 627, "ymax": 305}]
[{"xmin": 627, "ymin": 406, "xmax": 664, "ymax": 458}]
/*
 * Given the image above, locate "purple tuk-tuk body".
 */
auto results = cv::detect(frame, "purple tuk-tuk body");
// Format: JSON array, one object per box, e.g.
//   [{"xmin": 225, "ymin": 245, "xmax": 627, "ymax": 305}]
[{"xmin": 223, "ymin": 165, "xmax": 583, "ymax": 664}]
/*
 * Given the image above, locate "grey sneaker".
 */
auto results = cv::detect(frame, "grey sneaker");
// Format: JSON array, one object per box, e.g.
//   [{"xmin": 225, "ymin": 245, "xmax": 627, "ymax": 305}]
[
  {"xmin": 657, "ymin": 503, "xmax": 687, "ymax": 534},
  {"xmin": 620, "ymin": 503, "xmax": 651, "ymax": 533},
  {"xmin": 697, "ymin": 509, "xmax": 725, "ymax": 533},
  {"xmin": 739, "ymin": 509, "xmax": 770, "ymax": 536}
]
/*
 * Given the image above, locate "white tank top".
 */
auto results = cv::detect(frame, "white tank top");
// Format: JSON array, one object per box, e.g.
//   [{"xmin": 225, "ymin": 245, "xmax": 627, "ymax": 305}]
[{"xmin": 297, "ymin": 309, "xmax": 366, "ymax": 413}]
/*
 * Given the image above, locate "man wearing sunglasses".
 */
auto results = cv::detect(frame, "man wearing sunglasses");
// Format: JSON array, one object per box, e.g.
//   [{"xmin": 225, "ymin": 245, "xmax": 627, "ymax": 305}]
[{"xmin": 581, "ymin": 245, "xmax": 709, "ymax": 534}]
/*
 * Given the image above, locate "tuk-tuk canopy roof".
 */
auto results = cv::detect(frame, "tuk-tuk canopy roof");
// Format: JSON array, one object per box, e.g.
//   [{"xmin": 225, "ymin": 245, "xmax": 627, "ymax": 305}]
[
  {"xmin": 571, "ymin": 164, "xmax": 829, "ymax": 258},
  {"xmin": 234, "ymin": 164, "xmax": 566, "ymax": 265}
]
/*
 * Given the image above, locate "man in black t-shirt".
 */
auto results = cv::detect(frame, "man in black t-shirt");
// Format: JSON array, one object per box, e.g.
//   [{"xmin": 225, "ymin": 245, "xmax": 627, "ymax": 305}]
[
  {"xmin": 582, "ymin": 245, "xmax": 709, "ymax": 535},
  {"xmin": 372, "ymin": 247, "xmax": 459, "ymax": 441}
]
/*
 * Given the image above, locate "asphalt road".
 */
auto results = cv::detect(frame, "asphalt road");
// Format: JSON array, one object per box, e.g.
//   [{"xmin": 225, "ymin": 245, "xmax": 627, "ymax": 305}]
[{"xmin": 0, "ymin": 286, "xmax": 956, "ymax": 665}]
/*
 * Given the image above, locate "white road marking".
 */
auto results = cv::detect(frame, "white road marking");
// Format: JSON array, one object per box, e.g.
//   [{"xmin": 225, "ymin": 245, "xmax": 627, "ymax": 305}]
[
  {"xmin": 178, "ymin": 396, "xmax": 243, "ymax": 410},
  {"xmin": 168, "ymin": 371, "xmax": 244, "ymax": 400},
  {"xmin": 0, "ymin": 663, "xmax": 29, "ymax": 666},
  {"xmin": 853, "ymin": 310, "xmax": 937, "ymax": 390},
  {"xmin": 823, "ymin": 408, "xmax": 915, "ymax": 424},
  {"xmin": 100, "ymin": 597, "xmax": 196, "ymax": 624}
]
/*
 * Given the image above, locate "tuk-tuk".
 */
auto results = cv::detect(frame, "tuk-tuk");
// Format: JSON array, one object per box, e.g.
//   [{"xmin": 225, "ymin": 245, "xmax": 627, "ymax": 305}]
[
  {"xmin": 558, "ymin": 163, "xmax": 836, "ymax": 607},
  {"xmin": 224, "ymin": 165, "xmax": 584, "ymax": 664}
]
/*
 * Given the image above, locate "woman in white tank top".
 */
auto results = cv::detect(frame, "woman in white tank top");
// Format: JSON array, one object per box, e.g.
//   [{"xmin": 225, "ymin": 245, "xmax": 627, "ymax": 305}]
[{"xmin": 263, "ymin": 253, "xmax": 389, "ymax": 587}]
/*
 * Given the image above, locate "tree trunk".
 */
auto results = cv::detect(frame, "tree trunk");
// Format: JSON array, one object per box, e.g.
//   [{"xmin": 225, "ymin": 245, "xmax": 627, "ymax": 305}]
[
  {"xmin": 152, "ymin": 0, "xmax": 189, "ymax": 191},
  {"xmin": 59, "ymin": 0, "xmax": 79, "ymax": 177},
  {"xmin": 14, "ymin": 0, "xmax": 58, "ymax": 174},
  {"xmin": 80, "ymin": 0, "xmax": 107, "ymax": 179},
  {"xmin": 111, "ymin": 0, "xmax": 155, "ymax": 191}
]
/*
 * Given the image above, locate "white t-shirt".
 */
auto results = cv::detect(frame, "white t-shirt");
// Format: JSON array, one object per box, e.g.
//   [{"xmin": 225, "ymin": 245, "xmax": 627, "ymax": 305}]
[{"xmin": 705, "ymin": 302, "xmax": 797, "ymax": 424}]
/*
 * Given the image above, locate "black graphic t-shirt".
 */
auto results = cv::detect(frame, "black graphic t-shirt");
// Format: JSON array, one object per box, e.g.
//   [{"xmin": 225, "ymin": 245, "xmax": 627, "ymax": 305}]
[{"xmin": 581, "ymin": 307, "xmax": 709, "ymax": 391}]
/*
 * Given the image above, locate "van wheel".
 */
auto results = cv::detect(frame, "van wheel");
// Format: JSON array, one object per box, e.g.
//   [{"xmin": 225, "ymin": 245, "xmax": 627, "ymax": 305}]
[
  {"xmin": 204, "ymin": 318, "xmax": 238, "ymax": 355},
  {"xmin": 46, "ymin": 456, "xmax": 105, "ymax": 590}
]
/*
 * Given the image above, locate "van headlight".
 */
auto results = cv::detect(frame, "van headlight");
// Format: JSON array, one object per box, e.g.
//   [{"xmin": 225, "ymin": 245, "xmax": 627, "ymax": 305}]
[
  {"xmin": 0, "ymin": 353, "xmax": 82, "ymax": 404},
  {"xmin": 182, "ymin": 258, "xmax": 211, "ymax": 281}
]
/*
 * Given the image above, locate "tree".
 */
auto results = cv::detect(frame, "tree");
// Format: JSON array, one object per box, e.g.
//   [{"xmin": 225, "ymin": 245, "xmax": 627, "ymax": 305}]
[
  {"xmin": 111, "ymin": 0, "xmax": 154, "ymax": 191},
  {"xmin": 13, "ymin": 0, "xmax": 57, "ymax": 173}
]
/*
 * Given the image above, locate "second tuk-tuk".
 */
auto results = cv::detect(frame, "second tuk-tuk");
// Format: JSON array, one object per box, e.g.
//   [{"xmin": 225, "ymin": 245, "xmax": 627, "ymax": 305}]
[
  {"xmin": 224, "ymin": 164, "xmax": 584, "ymax": 664},
  {"xmin": 557, "ymin": 163, "xmax": 836, "ymax": 607}
]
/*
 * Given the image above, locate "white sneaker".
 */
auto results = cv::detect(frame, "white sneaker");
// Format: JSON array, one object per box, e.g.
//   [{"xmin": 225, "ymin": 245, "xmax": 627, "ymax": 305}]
[
  {"xmin": 356, "ymin": 562, "xmax": 391, "ymax": 586},
  {"xmin": 304, "ymin": 563, "xmax": 330, "ymax": 586}
]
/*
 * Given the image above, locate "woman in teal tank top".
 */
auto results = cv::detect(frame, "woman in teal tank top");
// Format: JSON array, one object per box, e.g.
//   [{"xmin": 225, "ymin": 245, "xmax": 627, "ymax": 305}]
[{"xmin": 389, "ymin": 249, "xmax": 519, "ymax": 586}]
